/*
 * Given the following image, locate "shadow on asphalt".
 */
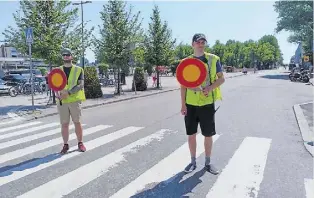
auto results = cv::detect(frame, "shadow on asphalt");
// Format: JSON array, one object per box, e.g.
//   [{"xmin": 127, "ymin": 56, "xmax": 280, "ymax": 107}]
[
  {"xmin": 0, "ymin": 150, "xmax": 77, "ymax": 177},
  {"xmin": 130, "ymin": 168, "xmax": 207, "ymax": 198},
  {"xmin": 0, "ymin": 105, "xmax": 50, "ymax": 116},
  {"xmin": 259, "ymin": 74, "xmax": 290, "ymax": 80}
]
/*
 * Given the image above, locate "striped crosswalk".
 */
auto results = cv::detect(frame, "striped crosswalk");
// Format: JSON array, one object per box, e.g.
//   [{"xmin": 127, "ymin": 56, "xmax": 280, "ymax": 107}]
[{"xmin": 0, "ymin": 120, "xmax": 311, "ymax": 198}]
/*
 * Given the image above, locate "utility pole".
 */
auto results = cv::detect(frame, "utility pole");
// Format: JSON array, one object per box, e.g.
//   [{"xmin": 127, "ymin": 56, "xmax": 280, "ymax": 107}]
[{"xmin": 72, "ymin": 1, "xmax": 91, "ymax": 69}]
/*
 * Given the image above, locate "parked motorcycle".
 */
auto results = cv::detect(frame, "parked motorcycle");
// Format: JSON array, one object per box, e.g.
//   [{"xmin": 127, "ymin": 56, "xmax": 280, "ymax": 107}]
[{"xmin": 289, "ymin": 68, "xmax": 310, "ymax": 83}]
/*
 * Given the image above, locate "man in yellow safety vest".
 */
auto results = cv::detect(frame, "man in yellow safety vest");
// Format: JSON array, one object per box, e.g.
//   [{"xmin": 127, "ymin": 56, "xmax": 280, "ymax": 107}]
[
  {"xmin": 180, "ymin": 33, "xmax": 225, "ymax": 174},
  {"xmin": 57, "ymin": 48, "xmax": 86, "ymax": 154}
]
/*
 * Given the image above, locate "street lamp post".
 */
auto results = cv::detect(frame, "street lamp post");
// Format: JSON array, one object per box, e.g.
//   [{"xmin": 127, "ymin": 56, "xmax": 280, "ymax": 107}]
[{"xmin": 72, "ymin": 1, "xmax": 91, "ymax": 69}]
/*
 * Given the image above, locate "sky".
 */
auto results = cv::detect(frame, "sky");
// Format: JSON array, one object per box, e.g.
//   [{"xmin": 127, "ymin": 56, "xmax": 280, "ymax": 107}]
[{"xmin": 0, "ymin": 0, "xmax": 299, "ymax": 64}]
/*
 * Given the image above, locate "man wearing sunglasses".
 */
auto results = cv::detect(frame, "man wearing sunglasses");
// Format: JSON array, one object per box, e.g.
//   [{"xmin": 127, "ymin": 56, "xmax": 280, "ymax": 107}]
[
  {"xmin": 57, "ymin": 48, "xmax": 86, "ymax": 154},
  {"xmin": 180, "ymin": 33, "xmax": 225, "ymax": 174}
]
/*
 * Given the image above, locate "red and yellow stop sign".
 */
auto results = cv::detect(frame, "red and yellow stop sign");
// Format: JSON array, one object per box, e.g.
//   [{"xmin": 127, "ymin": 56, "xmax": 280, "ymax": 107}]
[
  {"xmin": 48, "ymin": 68, "xmax": 67, "ymax": 91},
  {"xmin": 176, "ymin": 58, "xmax": 207, "ymax": 88}
]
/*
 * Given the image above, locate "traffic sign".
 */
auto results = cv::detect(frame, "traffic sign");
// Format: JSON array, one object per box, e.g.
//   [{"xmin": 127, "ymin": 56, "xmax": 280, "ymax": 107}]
[
  {"xmin": 47, "ymin": 68, "xmax": 67, "ymax": 91},
  {"xmin": 25, "ymin": 27, "xmax": 33, "ymax": 44},
  {"xmin": 176, "ymin": 58, "xmax": 207, "ymax": 88}
]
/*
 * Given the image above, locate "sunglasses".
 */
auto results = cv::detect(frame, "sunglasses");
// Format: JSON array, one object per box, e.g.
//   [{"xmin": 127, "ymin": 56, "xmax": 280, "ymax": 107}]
[{"xmin": 62, "ymin": 54, "xmax": 71, "ymax": 57}]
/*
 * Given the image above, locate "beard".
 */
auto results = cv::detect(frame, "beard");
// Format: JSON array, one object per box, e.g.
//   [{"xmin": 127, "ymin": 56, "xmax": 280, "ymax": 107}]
[{"xmin": 63, "ymin": 60, "xmax": 72, "ymax": 64}]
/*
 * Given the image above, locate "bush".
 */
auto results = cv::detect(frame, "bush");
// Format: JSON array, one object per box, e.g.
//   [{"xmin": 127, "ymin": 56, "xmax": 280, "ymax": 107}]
[
  {"xmin": 84, "ymin": 67, "xmax": 103, "ymax": 99},
  {"xmin": 132, "ymin": 67, "xmax": 147, "ymax": 91}
]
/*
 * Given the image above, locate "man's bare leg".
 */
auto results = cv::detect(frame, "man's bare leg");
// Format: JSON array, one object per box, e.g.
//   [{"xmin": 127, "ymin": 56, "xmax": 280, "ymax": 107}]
[
  {"xmin": 204, "ymin": 136, "xmax": 213, "ymax": 164},
  {"xmin": 74, "ymin": 121, "xmax": 86, "ymax": 152},
  {"xmin": 188, "ymin": 134, "xmax": 197, "ymax": 161},
  {"xmin": 184, "ymin": 133, "xmax": 197, "ymax": 173},
  {"xmin": 74, "ymin": 122, "xmax": 83, "ymax": 142},
  {"xmin": 60, "ymin": 123, "xmax": 70, "ymax": 154},
  {"xmin": 204, "ymin": 136, "xmax": 220, "ymax": 175},
  {"xmin": 61, "ymin": 123, "xmax": 70, "ymax": 144}
]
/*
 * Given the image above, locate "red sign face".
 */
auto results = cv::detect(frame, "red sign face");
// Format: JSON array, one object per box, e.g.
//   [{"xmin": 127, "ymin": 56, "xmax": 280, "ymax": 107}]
[
  {"xmin": 176, "ymin": 58, "xmax": 207, "ymax": 88},
  {"xmin": 47, "ymin": 68, "xmax": 67, "ymax": 91}
]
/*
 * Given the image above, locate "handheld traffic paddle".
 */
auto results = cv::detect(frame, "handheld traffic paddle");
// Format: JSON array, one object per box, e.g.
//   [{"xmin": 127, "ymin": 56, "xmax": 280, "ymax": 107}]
[
  {"xmin": 176, "ymin": 58, "xmax": 207, "ymax": 88},
  {"xmin": 47, "ymin": 68, "xmax": 67, "ymax": 105}
]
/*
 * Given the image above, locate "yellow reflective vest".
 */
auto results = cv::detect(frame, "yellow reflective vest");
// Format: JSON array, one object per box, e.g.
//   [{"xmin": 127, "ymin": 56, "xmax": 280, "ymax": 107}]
[
  {"xmin": 184, "ymin": 52, "xmax": 222, "ymax": 106},
  {"xmin": 57, "ymin": 65, "xmax": 86, "ymax": 104}
]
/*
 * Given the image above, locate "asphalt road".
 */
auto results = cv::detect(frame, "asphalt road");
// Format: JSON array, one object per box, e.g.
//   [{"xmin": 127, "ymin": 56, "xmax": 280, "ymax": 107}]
[{"xmin": 0, "ymin": 69, "xmax": 313, "ymax": 198}]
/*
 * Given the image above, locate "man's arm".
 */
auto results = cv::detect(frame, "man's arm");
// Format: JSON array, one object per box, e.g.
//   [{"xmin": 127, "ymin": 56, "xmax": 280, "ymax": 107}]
[
  {"xmin": 68, "ymin": 70, "xmax": 84, "ymax": 95},
  {"xmin": 205, "ymin": 60, "xmax": 225, "ymax": 92},
  {"xmin": 180, "ymin": 85, "xmax": 187, "ymax": 106}
]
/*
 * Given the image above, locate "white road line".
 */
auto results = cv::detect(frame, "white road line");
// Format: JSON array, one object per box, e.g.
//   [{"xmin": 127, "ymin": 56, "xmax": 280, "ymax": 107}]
[
  {"xmin": 305, "ymin": 179, "xmax": 314, "ymax": 198},
  {"xmin": 17, "ymin": 129, "xmax": 173, "ymax": 198},
  {"xmin": 110, "ymin": 133, "xmax": 221, "ymax": 198},
  {"xmin": 0, "ymin": 123, "xmax": 81, "ymax": 150},
  {"xmin": 0, "ymin": 121, "xmax": 41, "ymax": 134},
  {"xmin": 206, "ymin": 137, "xmax": 272, "ymax": 198},
  {"xmin": 0, "ymin": 124, "xmax": 101, "ymax": 164},
  {"xmin": 0, "ymin": 125, "xmax": 142, "ymax": 186},
  {"xmin": 0, "ymin": 117, "xmax": 23, "ymax": 126},
  {"xmin": 0, "ymin": 123, "xmax": 59, "ymax": 140}
]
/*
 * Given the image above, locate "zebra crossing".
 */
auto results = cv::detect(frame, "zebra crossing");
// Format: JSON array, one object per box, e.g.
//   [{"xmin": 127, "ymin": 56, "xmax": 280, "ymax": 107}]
[{"xmin": 0, "ymin": 120, "xmax": 312, "ymax": 198}]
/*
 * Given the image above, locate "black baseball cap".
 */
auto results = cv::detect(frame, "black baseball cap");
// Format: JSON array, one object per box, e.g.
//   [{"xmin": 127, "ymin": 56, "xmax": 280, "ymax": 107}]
[{"xmin": 192, "ymin": 33, "xmax": 207, "ymax": 42}]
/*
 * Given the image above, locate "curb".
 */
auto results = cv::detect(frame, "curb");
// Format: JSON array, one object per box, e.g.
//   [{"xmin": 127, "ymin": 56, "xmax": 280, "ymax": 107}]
[
  {"xmin": 21, "ymin": 73, "xmax": 244, "ymax": 121},
  {"xmin": 26, "ymin": 88, "xmax": 180, "ymax": 121},
  {"xmin": 293, "ymin": 102, "xmax": 314, "ymax": 157}
]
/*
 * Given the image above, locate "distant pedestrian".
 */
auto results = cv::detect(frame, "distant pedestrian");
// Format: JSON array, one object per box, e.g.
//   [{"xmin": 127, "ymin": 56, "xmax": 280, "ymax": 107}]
[
  {"xmin": 57, "ymin": 48, "xmax": 86, "ymax": 154},
  {"xmin": 180, "ymin": 33, "xmax": 225, "ymax": 174}
]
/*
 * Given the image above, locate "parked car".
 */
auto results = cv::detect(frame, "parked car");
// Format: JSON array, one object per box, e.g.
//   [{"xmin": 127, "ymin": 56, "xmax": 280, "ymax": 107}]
[
  {"xmin": 0, "ymin": 79, "xmax": 15, "ymax": 96},
  {"xmin": 1, "ymin": 74, "xmax": 27, "ymax": 86}
]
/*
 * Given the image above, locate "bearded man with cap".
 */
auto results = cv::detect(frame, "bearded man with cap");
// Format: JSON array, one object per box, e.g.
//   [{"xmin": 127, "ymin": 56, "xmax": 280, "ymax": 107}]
[
  {"xmin": 180, "ymin": 33, "xmax": 225, "ymax": 174},
  {"xmin": 57, "ymin": 48, "xmax": 86, "ymax": 154}
]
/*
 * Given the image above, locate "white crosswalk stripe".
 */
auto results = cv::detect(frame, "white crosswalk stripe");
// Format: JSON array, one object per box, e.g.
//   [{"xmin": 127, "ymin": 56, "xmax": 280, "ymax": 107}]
[
  {"xmin": 0, "ymin": 121, "xmax": 309, "ymax": 198},
  {"xmin": 205, "ymin": 137, "xmax": 272, "ymax": 198}
]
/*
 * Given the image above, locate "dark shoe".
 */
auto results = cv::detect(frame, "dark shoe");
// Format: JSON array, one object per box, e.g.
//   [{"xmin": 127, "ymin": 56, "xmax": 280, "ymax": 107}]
[
  {"xmin": 184, "ymin": 162, "xmax": 196, "ymax": 173},
  {"xmin": 205, "ymin": 164, "xmax": 220, "ymax": 175},
  {"xmin": 60, "ymin": 144, "xmax": 69, "ymax": 154},
  {"xmin": 78, "ymin": 142, "xmax": 86, "ymax": 152}
]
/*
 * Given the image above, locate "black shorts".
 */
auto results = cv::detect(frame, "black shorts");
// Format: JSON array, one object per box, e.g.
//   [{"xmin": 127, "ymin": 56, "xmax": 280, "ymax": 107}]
[{"xmin": 184, "ymin": 103, "xmax": 216, "ymax": 137}]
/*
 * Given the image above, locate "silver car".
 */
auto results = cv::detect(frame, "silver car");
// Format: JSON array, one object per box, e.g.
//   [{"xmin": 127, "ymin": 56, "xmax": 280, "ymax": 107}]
[{"xmin": 0, "ymin": 79, "xmax": 11, "ymax": 95}]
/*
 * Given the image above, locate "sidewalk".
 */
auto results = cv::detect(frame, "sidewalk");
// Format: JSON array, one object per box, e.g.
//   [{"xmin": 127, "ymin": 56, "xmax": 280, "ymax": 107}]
[
  {"xmin": 0, "ymin": 72, "xmax": 245, "ymax": 121},
  {"xmin": 293, "ymin": 101, "xmax": 314, "ymax": 157}
]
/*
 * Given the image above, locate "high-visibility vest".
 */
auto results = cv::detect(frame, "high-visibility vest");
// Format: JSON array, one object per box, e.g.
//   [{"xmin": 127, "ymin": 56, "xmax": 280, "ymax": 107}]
[
  {"xmin": 184, "ymin": 52, "xmax": 222, "ymax": 106},
  {"xmin": 57, "ymin": 65, "xmax": 86, "ymax": 104}
]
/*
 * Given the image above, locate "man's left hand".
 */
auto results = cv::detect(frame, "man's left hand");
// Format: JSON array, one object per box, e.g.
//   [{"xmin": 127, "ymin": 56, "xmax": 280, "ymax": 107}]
[
  {"xmin": 202, "ymin": 86, "xmax": 213, "ymax": 96},
  {"xmin": 60, "ymin": 90, "xmax": 69, "ymax": 100}
]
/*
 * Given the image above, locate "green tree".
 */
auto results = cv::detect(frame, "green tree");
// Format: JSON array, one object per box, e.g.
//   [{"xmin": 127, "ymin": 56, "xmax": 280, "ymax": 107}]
[
  {"xmin": 2, "ymin": 0, "xmax": 78, "ymax": 66},
  {"xmin": 144, "ymin": 5, "xmax": 176, "ymax": 88},
  {"xmin": 94, "ymin": 0, "xmax": 142, "ymax": 94},
  {"xmin": 274, "ymin": 1, "xmax": 313, "ymax": 53},
  {"xmin": 63, "ymin": 21, "xmax": 95, "ymax": 64},
  {"xmin": 174, "ymin": 43, "xmax": 193, "ymax": 60}
]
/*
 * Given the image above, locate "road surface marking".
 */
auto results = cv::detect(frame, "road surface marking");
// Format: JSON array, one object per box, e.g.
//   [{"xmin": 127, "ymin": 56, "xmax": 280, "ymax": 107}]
[
  {"xmin": 0, "ymin": 124, "xmax": 99, "ymax": 164},
  {"xmin": 0, "ymin": 121, "xmax": 41, "ymax": 134},
  {"xmin": 0, "ymin": 123, "xmax": 96, "ymax": 150},
  {"xmin": 110, "ymin": 133, "xmax": 220, "ymax": 198},
  {"xmin": 305, "ymin": 178, "xmax": 314, "ymax": 198},
  {"xmin": 17, "ymin": 129, "xmax": 173, "ymax": 198},
  {"xmin": 206, "ymin": 137, "xmax": 272, "ymax": 198},
  {"xmin": 0, "ymin": 123, "xmax": 60, "ymax": 140},
  {"xmin": 0, "ymin": 124, "xmax": 138, "ymax": 186}
]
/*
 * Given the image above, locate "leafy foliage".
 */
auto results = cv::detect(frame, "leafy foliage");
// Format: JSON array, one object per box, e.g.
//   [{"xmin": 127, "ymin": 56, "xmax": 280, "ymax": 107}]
[
  {"xmin": 98, "ymin": 63, "xmax": 109, "ymax": 77},
  {"xmin": 2, "ymin": 0, "xmax": 94, "ymax": 66},
  {"xmin": 274, "ymin": 1, "xmax": 313, "ymax": 53},
  {"xmin": 144, "ymin": 5, "xmax": 176, "ymax": 88},
  {"xmin": 84, "ymin": 67, "xmax": 103, "ymax": 99}
]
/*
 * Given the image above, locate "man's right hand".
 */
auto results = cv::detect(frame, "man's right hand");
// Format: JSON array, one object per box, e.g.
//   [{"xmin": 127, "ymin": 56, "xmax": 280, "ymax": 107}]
[{"xmin": 181, "ymin": 104, "xmax": 187, "ymax": 115}]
